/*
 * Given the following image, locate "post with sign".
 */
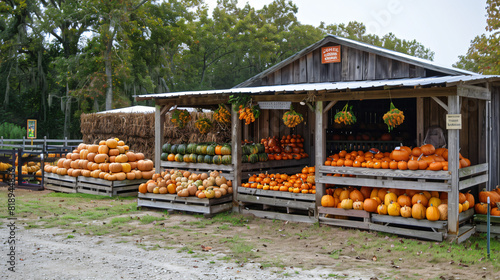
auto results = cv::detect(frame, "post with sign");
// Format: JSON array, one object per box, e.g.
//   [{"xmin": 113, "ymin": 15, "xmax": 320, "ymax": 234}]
[
  {"xmin": 27, "ymin": 119, "xmax": 37, "ymax": 146},
  {"xmin": 447, "ymin": 96, "xmax": 461, "ymax": 237}
]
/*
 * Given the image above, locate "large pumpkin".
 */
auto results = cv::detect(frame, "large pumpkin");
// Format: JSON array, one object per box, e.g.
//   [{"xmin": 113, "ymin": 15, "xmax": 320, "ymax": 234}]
[
  {"xmin": 109, "ymin": 162, "xmax": 122, "ymax": 173},
  {"xmin": 412, "ymin": 201, "xmax": 426, "ymax": 220},
  {"xmin": 426, "ymin": 204, "xmax": 440, "ymax": 221},
  {"xmin": 390, "ymin": 149, "xmax": 409, "ymax": 162},
  {"xmin": 397, "ymin": 194, "xmax": 412, "ymax": 207},
  {"xmin": 137, "ymin": 160, "xmax": 154, "ymax": 171},
  {"xmin": 411, "ymin": 193, "xmax": 428, "ymax": 207},
  {"xmin": 321, "ymin": 195, "xmax": 335, "ymax": 207},
  {"xmin": 387, "ymin": 202, "xmax": 401, "ymax": 216},
  {"xmin": 364, "ymin": 198, "xmax": 378, "ymax": 213},
  {"xmin": 106, "ymin": 138, "xmax": 118, "ymax": 149},
  {"xmin": 349, "ymin": 189, "xmax": 364, "ymax": 202},
  {"xmin": 420, "ymin": 144, "xmax": 435, "ymax": 156}
]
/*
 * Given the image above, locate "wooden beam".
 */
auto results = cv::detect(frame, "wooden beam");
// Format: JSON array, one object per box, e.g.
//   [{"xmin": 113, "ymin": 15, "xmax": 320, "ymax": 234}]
[
  {"xmin": 323, "ymin": 100, "xmax": 338, "ymax": 114},
  {"xmin": 431, "ymin": 96, "xmax": 449, "ymax": 112},
  {"xmin": 315, "ymin": 101, "xmax": 324, "ymax": 212},
  {"xmin": 154, "ymin": 104, "xmax": 168, "ymax": 172},
  {"xmin": 416, "ymin": 97, "xmax": 424, "ymax": 146},
  {"xmin": 231, "ymin": 107, "xmax": 242, "ymax": 211},
  {"xmin": 447, "ymin": 95, "xmax": 460, "ymax": 237},
  {"xmin": 318, "ymin": 87, "xmax": 456, "ymax": 101},
  {"xmin": 457, "ymin": 85, "xmax": 491, "ymax": 100}
]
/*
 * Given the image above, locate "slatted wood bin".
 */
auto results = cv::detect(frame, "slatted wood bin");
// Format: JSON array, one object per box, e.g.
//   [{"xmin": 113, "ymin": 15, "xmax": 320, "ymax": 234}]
[
  {"xmin": 238, "ymin": 187, "xmax": 316, "ymax": 223},
  {"xmin": 161, "ymin": 161, "xmax": 234, "ymax": 181},
  {"xmin": 241, "ymin": 158, "xmax": 311, "ymax": 177},
  {"xmin": 137, "ymin": 193, "xmax": 233, "ymax": 216},
  {"xmin": 44, "ymin": 173, "xmax": 78, "ymax": 193},
  {"xmin": 77, "ymin": 176, "xmax": 145, "ymax": 197},
  {"xmin": 316, "ymin": 164, "xmax": 486, "ymax": 241},
  {"xmin": 474, "ymin": 215, "xmax": 500, "ymax": 237}
]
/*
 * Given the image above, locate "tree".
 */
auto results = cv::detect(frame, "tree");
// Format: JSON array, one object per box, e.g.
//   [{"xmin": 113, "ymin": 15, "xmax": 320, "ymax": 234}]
[
  {"xmin": 320, "ymin": 21, "xmax": 434, "ymax": 60},
  {"xmin": 454, "ymin": 0, "xmax": 500, "ymax": 74}
]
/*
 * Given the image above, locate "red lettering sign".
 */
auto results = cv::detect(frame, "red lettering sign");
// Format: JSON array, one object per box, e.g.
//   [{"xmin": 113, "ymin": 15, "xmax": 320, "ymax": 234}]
[{"xmin": 322, "ymin": 46, "xmax": 341, "ymax": 64}]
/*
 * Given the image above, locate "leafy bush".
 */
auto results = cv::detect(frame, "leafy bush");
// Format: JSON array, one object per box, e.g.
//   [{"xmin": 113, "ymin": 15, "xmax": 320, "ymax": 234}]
[{"xmin": 0, "ymin": 122, "xmax": 27, "ymax": 139}]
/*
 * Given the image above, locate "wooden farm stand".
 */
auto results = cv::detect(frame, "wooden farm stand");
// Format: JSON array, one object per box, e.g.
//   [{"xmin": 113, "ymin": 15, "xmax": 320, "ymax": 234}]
[
  {"xmin": 44, "ymin": 173, "xmax": 145, "ymax": 197},
  {"xmin": 137, "ymin": 35, "xmax": 500, "ymax": 241}
]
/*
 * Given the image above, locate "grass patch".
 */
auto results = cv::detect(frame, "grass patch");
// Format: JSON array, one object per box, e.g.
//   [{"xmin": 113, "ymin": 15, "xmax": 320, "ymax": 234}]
[
  {"xmin": 111, "ymin": 217, "xmax": 132, "ymax": 224},
  {"xmin": 67, "ymin": 235, "xmax": 75, "ymax": 239},
  {"xmin": 139, "ymin": 215, "xmax": 165, "ymax": 224}
]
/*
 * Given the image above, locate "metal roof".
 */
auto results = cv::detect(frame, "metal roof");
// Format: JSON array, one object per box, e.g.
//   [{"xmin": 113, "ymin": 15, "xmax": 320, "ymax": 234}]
[
  {"xmin": 97, "ymin": 105, "xmax": 155, "ymax": 114},
  {"xmin": 136, "ymin": 75, "xmax": 500, "ymax": 101},
  {"xmin": 235, "ymin": 35, "xmax": 476, "ymax": 88}
]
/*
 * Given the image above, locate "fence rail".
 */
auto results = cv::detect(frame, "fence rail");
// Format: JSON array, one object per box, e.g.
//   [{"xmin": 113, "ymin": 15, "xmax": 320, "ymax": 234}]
[{"xmin": 0, "ymin": 136, "xmax": 82, "ymax": 151}]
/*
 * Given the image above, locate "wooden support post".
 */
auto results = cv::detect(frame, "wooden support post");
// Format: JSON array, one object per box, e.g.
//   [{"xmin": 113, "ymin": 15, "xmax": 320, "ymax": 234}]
[
  {"xmin": 416, "ymin": 97, "xmax": 424, "ymax": 146},
  {"xmin": 154, "ymin": 104, "xmax": 166, "ymax": 172},
  {"xmin": 232, "ymin": 108, "xmax": 242, "ymax": 211},
  {"xmin": 447, "ymin": 95, "xmax": 460, "ymax": 237},
  {"xmin": 315, "ymin": 101, "xmax": 324, "ymax": 211}
]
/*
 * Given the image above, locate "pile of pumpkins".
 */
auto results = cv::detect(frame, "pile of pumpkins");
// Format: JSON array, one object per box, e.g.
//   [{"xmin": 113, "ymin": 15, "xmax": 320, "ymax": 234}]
[
  {"xmin": 241, "ymin": 166, "xmax": 316, "ymax": 194},
  {"xmin": 0, "ymin": 161, "xmax": 13, "ymax": 182},
  {"xmin": 138, "ymin": 169, "xmax": 233, "ymax": 199},
  {"xmin": 1, "ymin": 157, "xmax": 42, "ymax": 182},
  {"xmin": 260, "ymin": 134, "xmax": 309, "ymax": 161},
  {"xmin": 44, "ymin": 138, "xmax": 154, "ymax": 181},
  {"xmin": 324, "ymin": 144, "xmax": 471, "ymax": 171},
  {"xmin": 321, "ymin": 186, "xmax": 500, "ymax": 220}
]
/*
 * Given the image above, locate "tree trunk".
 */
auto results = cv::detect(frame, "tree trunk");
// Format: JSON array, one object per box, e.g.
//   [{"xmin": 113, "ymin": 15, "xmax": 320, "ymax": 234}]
[
  {"xmin": 63, "ymin": 81, "xmax": 71, "ymax": 138},
  {"xmin": 104, "ymin": 44, "xmax": 113, "ymax": 111}
]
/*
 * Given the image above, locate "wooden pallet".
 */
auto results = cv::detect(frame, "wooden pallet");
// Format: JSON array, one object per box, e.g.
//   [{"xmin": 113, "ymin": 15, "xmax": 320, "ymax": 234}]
[
  {"xmin": 474, "ymin": 214, "xmax": 500, "ymax": 237},
  {"xmin": 161, "ymin": 161, "xmax": 234, "ymax": 181},
  {"xmin": 318, "ymin": 206, "xmax": 371, "ymax": 230},
  {"xmin": 237, "ymin": 187, "xmax": 317, "ymax": 223},
  {"xmin": 77, "ymin": 177, "xmax": 144, "ymax": 197},
  {"xmin": 241, "ymin": 158, "xmax": 311, "ymax": 178},
  {"xmin": 137, "ymin": 192, "xmax": 233, "ymax": 216},
  {"xmin": 44, "ymin": 173, "xmax": 78, "ymax": 193}
]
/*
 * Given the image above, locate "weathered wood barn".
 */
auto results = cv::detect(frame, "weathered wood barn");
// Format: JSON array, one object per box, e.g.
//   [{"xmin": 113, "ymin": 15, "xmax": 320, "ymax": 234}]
[{"xmin": 136, "ymin": 35, "xmax": 500, "ymax": 241}]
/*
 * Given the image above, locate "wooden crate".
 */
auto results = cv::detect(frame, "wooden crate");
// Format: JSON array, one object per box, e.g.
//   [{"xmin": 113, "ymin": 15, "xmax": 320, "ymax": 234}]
[
  {"xmin": 161, "ymin": 161, "xmax": 234, "ymax": 181},
  {"xmin": 137, "ymin": 192, "xmax": 233, "ymax": 216},
  {"xmin": 44, "ymin": 173, "xmax": 78, "ymax": 193},
  {"xmin": 241, "ymin": 158, "xmax": 311, "ymax": 178},
  {"xmin": 317, "ymin": 165, "xmax": 485, "ymax": 242},
  {"xmin": 474, "ymin": 214, "xmax": 500, "ymax": 237},
  {"xmin": 318, "ymin": 207, "xmax": 371, "ymax": 230},
  {"xmin": 77, "ymin": 177, "xmax": 145, "ymax": 197},
  {"xmin": 238, "ymin": 187, "xmax": 317, "ymax": 223}
]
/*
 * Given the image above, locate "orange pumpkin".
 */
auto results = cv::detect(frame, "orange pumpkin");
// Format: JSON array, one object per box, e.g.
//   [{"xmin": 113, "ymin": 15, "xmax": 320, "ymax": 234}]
[
  {"xmin": 421, "ymin": 144, "xmax": 436, "ymax": 156},
  {"xmin": 475, "ymin": 202, "xmax": 488, "ymax": 214},
  {"xmin": 391, "ymin": 149, "xmax": 409, "ymax": 162},
  {"xmin": 321, "ymin": 195, "xmax": 335, "ymax": 207},
  {"xmin": 364, "ymin": 198, "xmax": 378, "ymax": 213},
  {"xmin": 397, "ymin": 194, "xmax": 412, "ymax": 207},
  {"xmin": 397, "ymin": 161, "xmax": 408, "ymax": 170},
  {"xmin": 407, "ymin": 159, "xmax": 419, "ymax": 170},
  {"xmin": 491, "ymin": 207, "xmax": 500, "ymax": 216},
  {"xmin": 109, "ymin": 162, "xmax": 122, "ymax": 173},
  {"xmin": 412, "ymin": 193, "xmax": 429, "ymax": 207},
  {"xmin": 137, "ymin": 160, "xmax": 154, "ymax": 171},
  {"xmin": 349, "ymin": 189, "xmax": 364, "ymax": 202},
  {"xmin": 426, "ymin": 204, "xmax": 440, "ymax": 221}
]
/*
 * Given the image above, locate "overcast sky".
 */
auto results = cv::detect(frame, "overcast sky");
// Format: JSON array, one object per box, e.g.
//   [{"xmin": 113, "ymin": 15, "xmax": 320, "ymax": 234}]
[{"xmin": 205, "ymin": 0, "xmax": 488, "ymax": 68}]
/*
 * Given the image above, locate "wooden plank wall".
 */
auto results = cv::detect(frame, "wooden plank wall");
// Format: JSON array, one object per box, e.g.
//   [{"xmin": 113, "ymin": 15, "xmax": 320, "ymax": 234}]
[
  {"xmin": 246, "ymin": 103, "xmax": 311, "ymax": 156},
  {"xmin": 491, "ymin": 86, "xmax": 500, "ymax": 187},
  {"xmin": 262, "ymin": 44, "xmax": 426, "ymax": 85},
  {"xmin": 422, "ymin": 96, "xmax": 486, "ymax": 166}
]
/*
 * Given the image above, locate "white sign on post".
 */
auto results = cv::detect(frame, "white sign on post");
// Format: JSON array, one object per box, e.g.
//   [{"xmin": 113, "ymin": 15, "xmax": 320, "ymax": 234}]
[
  {"xmin": 258, "ymin": 101, "xmax": 291, "ymax": 110},
  {"xmin": 446, "ymin": 114, "xmax": 462, "ymax": 129}
]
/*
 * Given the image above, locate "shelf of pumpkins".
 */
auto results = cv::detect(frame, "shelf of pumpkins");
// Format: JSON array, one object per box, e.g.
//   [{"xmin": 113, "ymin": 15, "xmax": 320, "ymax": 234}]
[
  {"xmin": 44, "ymin": 138, "xmax": 155, "ymax": 181},
  {"xmin": 241, "ymin": 166, "xmax": 316, "ymax": 196},
  {"xmin": 320, "ymin": 185, "xmax": 500, "ymax": 220},
  {"xmin": 160, "ymin": 134, "xmax": 308, "ymax": 167}
]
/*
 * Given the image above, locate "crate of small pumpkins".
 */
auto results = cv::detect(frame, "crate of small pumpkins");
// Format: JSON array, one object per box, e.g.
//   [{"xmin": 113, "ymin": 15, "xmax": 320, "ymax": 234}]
[{"xmin": 138, "ymin": 169, "xmax": 233, "ymax": 199}]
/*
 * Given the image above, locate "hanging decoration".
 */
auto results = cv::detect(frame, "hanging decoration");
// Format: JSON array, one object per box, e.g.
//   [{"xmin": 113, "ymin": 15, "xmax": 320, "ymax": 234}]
[
  {"xmin": 282, "ymin": 106, "xmax": 304, "ymax": 128},
  {"xmin": 213, "ymin": 104, "xmax": 231, "ymax": 124},
  {"xmin": 195, "ymin": 118, "xmax": 212, "ymax": 134},
  {"xmin": 383, "ymin": 102, "xmax": 405, "ymax": 132},
  {"xmin": 228, "ymin": 94, "xmax": 260, "ymax": 125},
  {"xmin": 334, "ymin": 103, "xmax": 356, "ymax": 125},
  {"xmin": 171, "ymin": 109, "xmax": 192, "ymax": 129}
]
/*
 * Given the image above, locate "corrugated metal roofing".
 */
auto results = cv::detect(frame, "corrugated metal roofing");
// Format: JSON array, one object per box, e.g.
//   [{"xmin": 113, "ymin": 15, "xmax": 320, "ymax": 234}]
[
  {"xmin": 97, "ymin": 105, "xmax": 155, "ymax": 114},
  {"xmin": 136, "ymin": 75, "xmax": 500, "ymax": 100}
]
